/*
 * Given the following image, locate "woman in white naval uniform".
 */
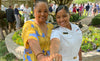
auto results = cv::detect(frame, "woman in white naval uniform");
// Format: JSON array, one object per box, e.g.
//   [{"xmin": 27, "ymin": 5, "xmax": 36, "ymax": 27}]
[{"xmin": 50, "ymin": 5, "xmax": 82, "ymax": 61}]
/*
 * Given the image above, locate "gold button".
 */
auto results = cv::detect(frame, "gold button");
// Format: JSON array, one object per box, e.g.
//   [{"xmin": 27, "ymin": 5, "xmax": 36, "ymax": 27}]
[{"xmin": 73, "ymin": 56, "xmax": 77, "ymax": 59}]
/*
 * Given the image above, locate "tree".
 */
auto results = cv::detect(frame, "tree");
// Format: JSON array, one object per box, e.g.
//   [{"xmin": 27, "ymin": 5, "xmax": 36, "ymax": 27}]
[
  {"xmin": 89, "ymin": 0, "xmax": 95, "ymax": 2},
  {"xmin": 74, "ymin": 0, "xmax": 95, "ymax": 4},
  {"xmin": 8, "ymin": 0, "xmax": 14, "ymax": 5},
  {"xmin": 34, "ymin": 0, "xmax": 47, "ymax": 3},
  {"xmin": 26, "ymin": 0, "xmax": 28, "ymax": 4},
  {"xmin": 49, "ymin": 0, "xmax": 73, "ymax": 7},
  {"xmin": 0, "ymin": 0, "xmax": 1, "ymax": 7}
]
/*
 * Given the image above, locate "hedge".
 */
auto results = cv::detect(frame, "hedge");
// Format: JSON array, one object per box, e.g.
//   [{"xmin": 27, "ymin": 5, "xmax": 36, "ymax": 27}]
[{"xmin": 91, "ymin": 14, "xmax": 100, "ymax": 25}]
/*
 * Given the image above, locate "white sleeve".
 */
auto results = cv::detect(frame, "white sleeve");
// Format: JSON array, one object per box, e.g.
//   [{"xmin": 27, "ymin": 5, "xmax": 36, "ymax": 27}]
[
  {"xmin": 23, "ymin": 8, "xmax": 25, "ymax": 11},
  {"xmin": 50, "ymin": 30, "xmax": 60, "ymax": 40}
]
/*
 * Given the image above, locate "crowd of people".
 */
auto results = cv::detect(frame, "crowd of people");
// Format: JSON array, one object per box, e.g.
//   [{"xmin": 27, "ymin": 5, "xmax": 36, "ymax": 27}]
[
  {"xmin": 0, "ymin": 4, "xmax": 31, "ymax": 40},
  {"xmin": 69, "ymin": 3, "xmax": 100, "ymax": 16},
  {"xmin": 48, "ymin": 3, "xmax": 100, "ymax": 17}
]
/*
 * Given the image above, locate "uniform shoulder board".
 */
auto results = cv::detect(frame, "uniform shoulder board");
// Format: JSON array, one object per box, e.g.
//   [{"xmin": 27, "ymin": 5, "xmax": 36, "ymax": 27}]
[{"xmin": 53, "ymin": 25, "xmax": 60, "ymax": 30}]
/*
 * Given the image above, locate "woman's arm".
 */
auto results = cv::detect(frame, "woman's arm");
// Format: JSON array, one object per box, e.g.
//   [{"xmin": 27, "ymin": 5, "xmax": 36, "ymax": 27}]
[
  {"xmin": 50, "ymin": 38, "xmax": 62, "ymax": 61},
  {"xmin": 79, "ymin": 47, "xmax": 82, "ymax": 61},
  {"xmin": 50, "ymin": 38, "xmax": 60, "ymax": 54},
  {"xmin": 28, "ymin": 39, "xmax": 51, "ymax": 61}
]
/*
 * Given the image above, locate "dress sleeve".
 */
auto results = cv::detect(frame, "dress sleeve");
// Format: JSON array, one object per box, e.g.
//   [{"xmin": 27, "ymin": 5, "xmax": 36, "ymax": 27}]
[
  {"xmin": 50, "ymin": 30, "xmax": 60, "ymax": 40},
  {"xmin": 22, "ymin": 21, "xmax": 38, "ymax": 48}
]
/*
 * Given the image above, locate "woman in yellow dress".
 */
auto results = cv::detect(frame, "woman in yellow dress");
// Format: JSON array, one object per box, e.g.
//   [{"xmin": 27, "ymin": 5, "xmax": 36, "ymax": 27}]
[{"xmin": 22, "ymin": 1, "xmax": 54, "ymax": 61}]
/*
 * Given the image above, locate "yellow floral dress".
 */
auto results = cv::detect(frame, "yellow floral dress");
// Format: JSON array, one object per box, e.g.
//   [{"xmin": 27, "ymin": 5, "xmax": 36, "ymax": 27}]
[{"xmin": 22, "ymin": 19, "xmax": 54, "ymax": 61}]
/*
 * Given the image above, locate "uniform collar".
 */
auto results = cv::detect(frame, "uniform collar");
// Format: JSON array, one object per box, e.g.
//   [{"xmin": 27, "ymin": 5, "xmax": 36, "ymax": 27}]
[{"xmin": 59, "ymin": 22, "xmax": 73, "ymax": 32}]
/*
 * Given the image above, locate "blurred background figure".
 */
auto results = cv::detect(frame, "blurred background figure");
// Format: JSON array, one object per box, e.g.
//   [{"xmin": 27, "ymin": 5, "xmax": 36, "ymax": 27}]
[
  {"xmin": 20, "ymin": 4, "xmax": 25, "ymax": 11},
  {"xmin": 14, "ymin": 4, "xmax": 20, "ymax": 30},
  {"xmin": 96, "ymin": 3, "xmax": 100, "ymax": 13},
  {"xmin": 73, "ymin": 4, "xmax": 77, "ymax": 13},
  {"xmin": 0, "ymin": 7, "xmax": 8, "ymax": 40},
  {"xmin": 49, "ymin": 4, "xmax": 53, "ymax": 13},
  {"xmin": 69, "ymin": 4, "xmax": 73, "ymax": 12},
  {"xmin": 93, "ymin": 3, "xmax": 97, "ymax": 16},
  {"xmin": 85, "ymin": 3, "xmax": 90, "ymax": 16},
  {"xmin": 23, "ymin": 4, "xmax": 31, "ymax": 23},
  {"xmin": 89, "ymin": 3, "xmax": 93, "ymax": 16},
  {"xmin": 79, "ymin": 4, "xmax": 83, "ymax": 16},
  {"xmin": 52, "ymin": 3, "xmax": 57, "ymax": 12},
  {"xmin": 6, "ymin": 5, "xmax": 16, "ymax": 33}
]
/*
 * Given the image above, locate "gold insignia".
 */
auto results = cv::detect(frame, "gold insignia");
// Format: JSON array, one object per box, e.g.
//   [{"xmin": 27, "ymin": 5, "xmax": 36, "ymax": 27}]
[{"xmin": 73, "ymin": 56, "xmax": 77, "ymax": 59}]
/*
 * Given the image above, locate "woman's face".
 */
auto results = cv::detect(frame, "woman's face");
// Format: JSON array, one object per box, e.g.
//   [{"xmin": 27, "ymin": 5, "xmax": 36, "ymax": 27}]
[
  {"xmin": 34, "ymin": 3, "xmax": 48, "ymax": 24},
  {"xmin": 56, "ymin": 9, "xmax": 70, "ymax": 27},
  {"xmin": 16, "ymin": 5, "xmax": 18, "ymax": 8}
]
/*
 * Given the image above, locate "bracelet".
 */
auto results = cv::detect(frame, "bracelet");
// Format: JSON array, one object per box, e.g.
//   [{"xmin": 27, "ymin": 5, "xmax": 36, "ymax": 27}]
[{"xmin": 36, "ymin": 52, "xmax": 44, "ymax": 59}]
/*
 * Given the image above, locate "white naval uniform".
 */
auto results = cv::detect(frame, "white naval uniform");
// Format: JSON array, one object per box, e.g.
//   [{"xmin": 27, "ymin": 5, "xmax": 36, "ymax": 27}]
[{"xmin": 50, "ymin": 23, "xmax": 82, "ymax": 61}]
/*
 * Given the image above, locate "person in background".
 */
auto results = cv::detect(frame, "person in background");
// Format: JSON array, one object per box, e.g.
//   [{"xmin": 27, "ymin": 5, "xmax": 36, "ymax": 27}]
[
  {"xmin": 52, "ymin": 3, "xmax": 57, "ymax": 12},
  {"xmin": 50, "ymin": 5, "xmax": 82, "ymax": 61},
  {"xmin": 0, "ymin": 7, "xmax": 8, "ymax": 40},
  {"xmin": 89, "ymin": 3, "xmax": 93, "ymax": 16},
  {"xmin": 85, "ymin": 3, "xmax": 90, "ymax": 16},
  {"xmin": 14, "ymin": 4, "xmax": 20, "ymax": 30},
  {"xmin": 79, "ymin": 4, "xmax": 83, "ymax": 16},
  {"xmin": 6, "ymin": 5, "xmax": 16, "ymax": 33},
  {"xmin": 93, "ymin": 3, "xmax": 97, "ymax": 16},
  {"xmin": 73, "ymin": 4, "xmax": 77, "ymax": 13},
  {"xmin": 69, "ymin": 4, "xmax": 73, "ymax": 12},
  {"xmin": 49, "ymin": 4, "xmax": 53, "ymax": 13},
  {"xmin": 23, "ymin": 4, "xmax": 31, "ymax": 23},
  {"xmin": 96, "ymin": 3, "xmax": 99, "ymax": 13},
  {"xmin": 77, "ymin": 5, "xmax": 79, "ymax": 15}
]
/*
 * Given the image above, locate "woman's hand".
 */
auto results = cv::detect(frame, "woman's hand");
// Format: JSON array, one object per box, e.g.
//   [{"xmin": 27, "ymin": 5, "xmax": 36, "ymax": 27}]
[
  {"xmin": 37, "ymin": 54, "xmax": 52, "ymax": 61},
  {"xmin": 55, "ymin": 54, "xmax": 62, "ymax": 61},
  {"xmin": 50, "ymin": 53, "xmax": 62, "ymax": 61}
]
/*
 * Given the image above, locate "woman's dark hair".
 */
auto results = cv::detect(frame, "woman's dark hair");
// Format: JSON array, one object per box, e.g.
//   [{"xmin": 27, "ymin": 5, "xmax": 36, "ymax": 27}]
[{"xmin": 55, "ymin": 5, "xmax": 69, "ymax": 15}]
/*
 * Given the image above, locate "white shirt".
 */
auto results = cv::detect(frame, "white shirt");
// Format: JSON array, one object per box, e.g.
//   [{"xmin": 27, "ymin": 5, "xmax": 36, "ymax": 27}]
[
  {"xmin": 50, "ymin": 23, "xmax": 82, "ymax": 61},
  {"xmin": 89, "ymin": 5, "xmax": 93, "ymax": 11},
  {"xmin": 52, "ymin": 4, "xmax": 57, "ymax": 12},
  {"xmin": 23, "ymin": 8, "xmax": 31, "ymax": 17}
]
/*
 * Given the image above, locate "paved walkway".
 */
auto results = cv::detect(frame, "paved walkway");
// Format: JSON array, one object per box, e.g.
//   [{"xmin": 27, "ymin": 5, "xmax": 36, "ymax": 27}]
[{"xmin": 78, "ymin": 16, "xmax": 94, "ymax": 25}]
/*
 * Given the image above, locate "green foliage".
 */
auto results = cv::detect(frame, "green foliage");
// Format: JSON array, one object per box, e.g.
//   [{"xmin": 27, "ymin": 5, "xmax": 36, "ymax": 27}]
[
  {"xmin": 74, "ymin": 0, "xmax": 88, "ymax": 4},
  {"xmin": 20, "ymin": 15, "xmax": 24, "ymax": 27},
  {"xmin": 3, "ymin": 53, "xmax": 16, "ymax": 61},
  {"xmin": 20, "ymin": 14, "xmax": 35, "ymax": 27},
  {"xmin": 91, "ymin": 14, "xmax": 100, "ymax": 25},
  {"xmin": 81, "ymin": 41, "xmax": 93, "ymax": 52},
  {"xmin": 0, "ymin": 41, "xmax": 8, "ymax": 56},
  {"xmin": 74, "ymin": 0, "xmax": 95, "ymax": 4},
  {"xmin": 0, "ymin": 40, "xmax": 23, "ymax": 61},
  {"xmin": 70, "ymin": 13, "xmax": 79, "ymax": 22},
  {"xmin": 30, "ymin": 14, "xmax": 35, "ymax": 19},
  {"xmin": 89, "ymin": 0, "xmax": 95, "ymax": 2},
  {"xmin": 79, "ymin": 16, "xmax": 86, "ymax": 20},
  {"xmin": 12, "ymin": 29, "xmax": 24, "ymax": 46},
  {"xmin": 82, "ymin": 26, "xmax": 100, "ymax": 52},
  {"xmin": 3, "ymin": 18, "xmax": 8, "ymax": 25}
]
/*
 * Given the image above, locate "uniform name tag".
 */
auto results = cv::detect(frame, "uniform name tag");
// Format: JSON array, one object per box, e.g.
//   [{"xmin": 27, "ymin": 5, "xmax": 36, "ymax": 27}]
[{"xmin": 63, "ymin": 32, "xmax": 68, "ymax": 34}]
